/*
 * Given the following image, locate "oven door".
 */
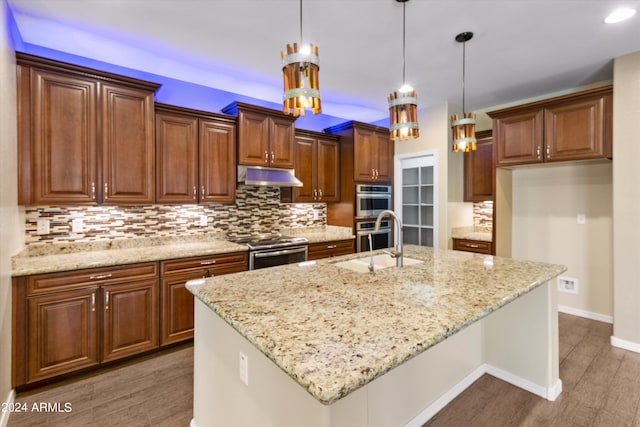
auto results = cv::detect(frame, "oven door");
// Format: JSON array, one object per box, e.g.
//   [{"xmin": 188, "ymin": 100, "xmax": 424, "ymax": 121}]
[
  {"xmin": 355, "ymin": 194, "xmax": 392, "ymax": 218},
  {"xmin": 249, "ymin": 245, "xmax": 308, "ymax": 270},
  {"xmin": 356, "ymin": 229, "xmax": 392, "ymax": 252}
]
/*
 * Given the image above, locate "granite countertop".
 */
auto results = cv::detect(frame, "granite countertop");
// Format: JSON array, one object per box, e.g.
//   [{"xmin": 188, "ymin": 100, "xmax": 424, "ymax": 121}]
[
  {"xmin": 451, "ymin": 226, "xmax": 493, "ymax": 242},
  {"xmin": 187, "ymin": 245, "xmax": 565, "ymax": 405},
  {"xmin": 11, "ymin": 226, "xmax": 355, "ymax": 277}
]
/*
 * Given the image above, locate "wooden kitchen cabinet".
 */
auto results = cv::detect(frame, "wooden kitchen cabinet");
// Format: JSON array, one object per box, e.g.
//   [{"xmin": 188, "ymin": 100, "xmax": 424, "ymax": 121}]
[
  {"xmin": 293, "ymin": 130, "xmax": 340, "ymax": 203},
  {"xmin": 155, "ymin": 104, "xmax": 236, "ymax": 204},
  {"xmin": 353, "ymin": 125, "xmax": 393, "ymax": 182},
  {"xmin": 464, "ymin": 130, "xmax": 494, "ymax": 202},
  {"xmin": 308, "ymin": 239, "xmax": 354, "ymax": 260},
  {"xmin": 490, "ymin": 85, "xmax": 612, "ymax": 167},
  {"xmin": 453, "ymin": 238, "xmax": 493, "ymax": 255},
  {"xmin": 222, "ymin": 102, "xmax": 296, "ymax": 168},
  {"xmin": 17, "ymin": 53, "xmax": 160, "ymax": 205},
  {"xmin": 159, "ymin": 252, "xmax": 248, "ymax": 345},
  {"xmin": 13, "ymin": 262, "xmax": 159, "ymax": 387}
]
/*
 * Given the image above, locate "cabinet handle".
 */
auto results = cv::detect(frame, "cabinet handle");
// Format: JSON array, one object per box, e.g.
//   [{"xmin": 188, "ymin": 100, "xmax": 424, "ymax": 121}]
[
  {"xmin": 193, "ymin": 186, "xmax": 197, "ymax": 200},
  {"xmin": 371, "ymin": 168, "xmax": 375, "ymax": 179},
  {"xmin": 91, "ymin": 293, "xmax": 95, "ymax": 312},
  {"xmin": 327, "ymin": 245, "xmax": 337, "ymax": 249},
  {"xmin": 465, "ymin": 244, "xmax": 480, "ymax": 248},
  {"xmin": 264, "ymin": 151, "xmax": 269, "ymax": 163},
  {"xmin": 536, "ymin": 146, "xmax": 541, "ymax": 160},
  {"xmin": 105, "ymin": 291, "xmax": 109, "ymax": 310},
  {"xmin": 200, "ymin": 260, "xmax": 217, "ymax": 266},
  {"xmin": 271, "ymin": 151, "xmax": 275, "ymax": 162},
  {"xmin": 104, "ymin": 182, "xmax": 109, "ymax": 200},
  {"xmin": 91, "ymin": 182, "xmax": 96, "ymax": 200},
  {"xmin": 201, "ymin": 186, "xmax": 205, "ymax": 198},
  {"xmin": 89, "ymin": 273, "xmax": 113, "ymax": 280},
  {"xmin": 313, "ymin": 189, "xmax": 318, "ymax": 200},
  {"xmin": 546, "ymin": 145, "xmax": 550, "ymax": 158},
  {"xmin": 375, "ymin": 169, "xmax": 379, "ymax": 179},
  {"xmin": 318, "ymin": 189, "xmax": 323, "ymax": 200}
]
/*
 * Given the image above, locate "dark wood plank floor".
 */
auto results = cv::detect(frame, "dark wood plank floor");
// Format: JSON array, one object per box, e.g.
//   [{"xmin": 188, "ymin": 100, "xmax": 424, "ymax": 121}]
[{"xmin": 7, "ymin": 313, "xmax": 640, "ymax": 426}]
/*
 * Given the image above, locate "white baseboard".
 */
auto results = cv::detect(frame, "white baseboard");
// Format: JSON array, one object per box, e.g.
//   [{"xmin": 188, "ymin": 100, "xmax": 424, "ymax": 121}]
[
  {"xmin": 557, "ymin": 305, "xmax": 613, "ymax": 324},
  {"xmin": 404, "ymin": 363, "xmax": 561, "ymax": 426},
  {"xmin": 611, "ymin": 336, "xmax": 640, "ymax": 354},
  {"xmin": 1, "ymin": 389, "xmax": 15, "ymax": 427}
]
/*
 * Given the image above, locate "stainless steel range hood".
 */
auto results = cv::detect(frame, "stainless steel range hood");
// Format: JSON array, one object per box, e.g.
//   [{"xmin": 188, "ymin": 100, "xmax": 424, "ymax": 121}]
[{"xmin": 237, "ymin": 165, "xmax": 303, "ymax": 187}]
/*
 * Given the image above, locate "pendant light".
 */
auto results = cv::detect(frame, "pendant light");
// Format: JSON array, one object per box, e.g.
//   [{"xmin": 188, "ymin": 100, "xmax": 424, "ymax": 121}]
[
  {"xmin": 281, "ymin": 0, "xmax": 321, "ymax": 117},
  {"xmin": 451, "ymin": 31, "xmax": 476, "ymax": 153},
  {"xmin": 388, "ymin": 0, "xmax": 419, "ymax": 141}
]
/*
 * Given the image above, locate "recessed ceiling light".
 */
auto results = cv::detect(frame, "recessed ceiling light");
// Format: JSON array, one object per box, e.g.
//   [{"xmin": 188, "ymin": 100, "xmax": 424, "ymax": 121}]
[{"xmin": 604, "ymin": 7, "xmax": 636, "ymax": 24}]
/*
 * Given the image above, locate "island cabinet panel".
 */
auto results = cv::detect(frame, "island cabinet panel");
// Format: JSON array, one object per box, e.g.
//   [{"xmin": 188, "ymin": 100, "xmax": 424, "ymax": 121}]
[
  {"xmin": 155, "ymin": 105, "xmax": 237, "ymax": 204},
  {"xmin": 101, "ymin": 279, "xmax": 159, "ymax": 362},
  {"xmin": 293, "ymin": 130, "xmax": 340, "ymax": 203},
  {"xmin": 13, "ymin": 262, "xmax": 160, "ymax": 388},
  {"xmin": 17, "ymin": 53, "xmax": 160, "ymax": 206},
  {"xmin": 464, "ymin": 130, "xmax": 494, "ymax": 202},
  {"xmin": 160, "ymin": 252, "xmax": 248, "ymax": 346},
  {"xmin": 490, "ymin": 85, "xmax": 612, "ymax": 167},
  {"xmin": 223, "ymin": 102, "xmax": 296, "ymax": 168},
  {"xmin": 453, "ymin": 238, "xmax": 493, "ymax": 255},
  {"xmin": 26, "ymin": 288, "xmax": 100, "ymax": 383},
  {"xmin": 308, "ymin": 240, "xmax": 354, "ymax": 260}
]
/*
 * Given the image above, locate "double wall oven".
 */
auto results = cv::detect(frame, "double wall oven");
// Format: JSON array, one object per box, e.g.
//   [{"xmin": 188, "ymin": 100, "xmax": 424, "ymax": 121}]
[{"xmin": 355, "ymin": 184, "xmax": 392, "ymax": 252}]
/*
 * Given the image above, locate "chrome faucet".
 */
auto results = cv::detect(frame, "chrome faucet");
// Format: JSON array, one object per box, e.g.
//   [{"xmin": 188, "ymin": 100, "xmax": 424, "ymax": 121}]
[{"xmin": 375, "ymin": 209, "xmax": 403, "ymax": 267}]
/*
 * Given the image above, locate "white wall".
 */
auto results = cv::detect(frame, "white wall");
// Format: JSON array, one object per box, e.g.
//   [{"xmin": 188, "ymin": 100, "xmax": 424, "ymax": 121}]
[
  {"xmin": 0, "ymin": 0, "xmax": 23, "ymax": 418},
  {"xmin": 511, "ymin": 162, "xmax": 613, "ymax": 318},
  {"xmin": 612, "ymin": 51, "xmax": 640, "ymax": 347}
]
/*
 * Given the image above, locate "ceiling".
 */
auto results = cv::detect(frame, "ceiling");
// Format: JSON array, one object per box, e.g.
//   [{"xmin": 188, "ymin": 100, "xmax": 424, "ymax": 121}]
[{"xmin": 7, "ymin": 0, "xmax": 640, "ymax": 124}]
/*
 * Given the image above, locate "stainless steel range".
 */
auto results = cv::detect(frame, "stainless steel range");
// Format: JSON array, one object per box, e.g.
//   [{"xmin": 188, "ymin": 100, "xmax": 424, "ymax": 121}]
[{"xmin": 230, "ymin": 234, "xmax": 309, "ymax": 270}]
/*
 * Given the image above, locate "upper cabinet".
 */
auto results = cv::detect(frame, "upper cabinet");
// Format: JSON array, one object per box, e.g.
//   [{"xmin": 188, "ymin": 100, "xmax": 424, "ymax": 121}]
[
  {"xmin": 155, "ymin": 104, "xmax": 236, "ymax": 204},
  {"xmin": 17, "ymin": 53, "xmax": 160, "ymax": 205},
  {"xmin": 325, "ymin": 121, "xmax": 393, "ymax": 184},
  {"xmin": 489, "ymin": 85, "xmax": 612, "ymax": 167},
  {"xmin": 293, "ymin": 130, "xmax": 340, "ymax": 203},
  {"xmin": 222, "ymin": 102, "xmax": 296, "ymax": 168},
  {"xmin": 464, "ymin": 130, "xmax": 494, "ymax": 202}
]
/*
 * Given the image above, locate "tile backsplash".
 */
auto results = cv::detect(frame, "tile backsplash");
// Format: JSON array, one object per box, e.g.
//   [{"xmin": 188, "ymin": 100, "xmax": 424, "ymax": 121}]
[
  {"xmin": 24, "ymin": 185, "xmax": 325, "ymax": 245},
  {"xmin": 473, "ymin": 201, "xmax": 493, "ymax": 228}
]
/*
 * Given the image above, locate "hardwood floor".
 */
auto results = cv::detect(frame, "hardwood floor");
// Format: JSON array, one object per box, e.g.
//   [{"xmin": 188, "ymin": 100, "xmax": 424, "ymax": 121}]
[{"xmin": 7, "ymin": 314, "xmax": 640, "ymax": 426}]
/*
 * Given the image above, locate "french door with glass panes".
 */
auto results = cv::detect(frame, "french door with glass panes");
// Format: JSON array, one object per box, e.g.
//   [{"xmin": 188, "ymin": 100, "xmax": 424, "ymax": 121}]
[{"xmin": 396, "ymin": 154, "xmax": 437, "ymax": 247}]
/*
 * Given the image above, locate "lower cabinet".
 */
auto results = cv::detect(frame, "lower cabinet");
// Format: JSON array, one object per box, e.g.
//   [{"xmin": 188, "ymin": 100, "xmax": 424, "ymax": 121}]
[
  {"xmin": 452, "ymin": 238, "xmax": 494, "ymax": 255},
  {"xmin": 308, "ymin": 239, "xmax": 354, "ymax": 260}
]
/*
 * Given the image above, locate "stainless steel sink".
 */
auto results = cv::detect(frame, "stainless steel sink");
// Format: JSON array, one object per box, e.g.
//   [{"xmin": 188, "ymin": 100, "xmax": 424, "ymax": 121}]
[{"xmin": 333, "ymin": 254, "xmax": 423, "ymax": 273}]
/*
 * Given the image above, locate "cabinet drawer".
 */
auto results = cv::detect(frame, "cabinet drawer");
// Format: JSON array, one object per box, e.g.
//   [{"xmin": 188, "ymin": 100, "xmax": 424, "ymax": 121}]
[
  {"xmin": 453, "ymin": 238, "xmax": 493, "ymax": 255},
  {"xmin": 27, "ymin": 263, "xmax": 158, "ymax": 296},
  {"xmin": 308, "ymin": 240, "xmax": 354, "ymax": 260},
  {"xmin": 161, "ymin": 252, "xmax": 248, "ymax": 276}
]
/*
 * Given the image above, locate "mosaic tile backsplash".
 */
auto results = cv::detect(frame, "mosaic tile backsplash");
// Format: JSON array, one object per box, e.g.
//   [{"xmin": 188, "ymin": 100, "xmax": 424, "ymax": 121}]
[
  {"xmin": 473, "ymin": 201, "xmax": 493, "ymax": 228},
  {"xmin": 24, "ymin": 186, "xmax": 326, "ymax": 245}
]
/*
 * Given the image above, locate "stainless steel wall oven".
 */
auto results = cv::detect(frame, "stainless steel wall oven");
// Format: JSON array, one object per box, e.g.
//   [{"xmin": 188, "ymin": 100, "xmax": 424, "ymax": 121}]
[
  {"xmin": 355, "ymin": 184, "xmax": 392, "ymax": 218},
  {"xmin": 356, "ymin": 220, "xmax": 392, "ymax": 252}
]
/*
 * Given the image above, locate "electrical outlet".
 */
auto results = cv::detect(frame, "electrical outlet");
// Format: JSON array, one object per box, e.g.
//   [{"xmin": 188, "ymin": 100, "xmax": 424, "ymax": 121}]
[
  {"xmin": 577, "ymin": 214, "xmax": 586, "ymax": 225},
  {"xmin": 239, "ymin": 352, "xmax": 249, "ymax": 386},
  {"xmin": 71, "ymin": 218, "xmax": 84, "ymax": 233},
  {"xmin": 558, "ymin": 276, "xmax": 579, "ymax": 294},
  {"xmin": 36, "ymin": 219, "xmax": 50, "ymax": 235},
  {"xmin": 199, "ymin": 215, "xmax": 208, "ymax": 226},
  {"xmin": 313, "ymin": 210, "xmax": 319, "ymax": 220}
]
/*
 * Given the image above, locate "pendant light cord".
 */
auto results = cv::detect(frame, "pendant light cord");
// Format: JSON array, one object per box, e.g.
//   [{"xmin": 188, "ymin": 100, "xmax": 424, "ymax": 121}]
[
  {"xmin": 299, "ymin": 0, "xmax": 303, "ymax": 44},
  {"xmin": 462, "ymin": 40, "xmax": 466, "ymax": 113},
  {"xmin": 402, "ymin": 1, "xmax": 406, "ymax": 86}
]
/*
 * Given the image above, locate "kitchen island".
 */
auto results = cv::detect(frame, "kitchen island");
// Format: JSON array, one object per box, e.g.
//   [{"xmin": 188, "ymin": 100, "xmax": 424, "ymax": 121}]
[{"xmin": 186, "ymin": 245, "xmax": 565, "ymax": 427}]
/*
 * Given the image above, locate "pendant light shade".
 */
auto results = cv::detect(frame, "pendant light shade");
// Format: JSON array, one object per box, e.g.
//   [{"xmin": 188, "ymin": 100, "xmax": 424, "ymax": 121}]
[
  {"xmin": 281, "ymin": 0, "xmax": 321, "ymax": 117},
  {"xmin": 451, "ymin": 31, "xmax": 476, "ymax": 153},
  {"xmin": 388, "ymin": 0, "xmax": 419, "ymax": 141}
]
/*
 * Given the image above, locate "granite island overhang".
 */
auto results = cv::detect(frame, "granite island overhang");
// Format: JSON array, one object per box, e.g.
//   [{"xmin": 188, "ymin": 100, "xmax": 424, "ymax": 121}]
[{"xmin": 187, "ymin": 245, "xmax": 566, "ymax": 427}]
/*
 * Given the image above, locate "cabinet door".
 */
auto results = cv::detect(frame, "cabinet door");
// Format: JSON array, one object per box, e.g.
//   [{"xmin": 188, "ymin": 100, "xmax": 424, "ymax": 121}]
[
  {"xmin": 269, "ymin": 116, "xmax": 296, "ymax": 168},
  {"xmin": 155, "ymin": 112, "xmax": 199, "ymax": 204},
  {"xmin": 544, "ymin": 96, "xmax": 606, "ymax": 161},
  {"xmin": 101, "ymin": 83, "xmax": 155, "ymax": 204},
  {"xmin": 293, "ymin": 135, "xmax": 316, "ymax": 202},
  {"xmin": 495, "ymin": 109, "xmax": 544, "ymax": 166},
  {"xmin": 102, "ymin": 279, "xmax": 158, "ymax": 362},
  {"xmin": 316, "ymin": 137, "xmax": 340, "ymax": 202},
  {"xmin": 160, "ymin": 272, "xmax": 201, "ymax": 345},
  {"xmin": 464, "ymin": 131, "xmax": 494, "ymax": 202},
  {"xmin": 199, "ymin": 119, "xmax": 236, "ymax": 204},
  {"xmin": 353, "ymin": 127, "xmax": 376, "ymax": 182},
  {"xmin": 238, "ymin": 109, "xmax": 269, "ymax": 166},
  {"xmin": 374, "ymin": 130, "xmax": 393, "ymax": 182},
  {"xmin": 27, "ymin": 288, "xmax": 99, "ymax": 383},
  {"xmin": 29, "ymin": 68, "xmax": 98, "ymax": 204}
]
